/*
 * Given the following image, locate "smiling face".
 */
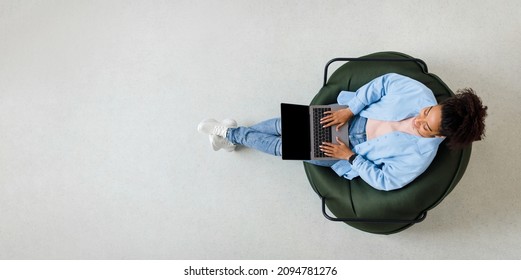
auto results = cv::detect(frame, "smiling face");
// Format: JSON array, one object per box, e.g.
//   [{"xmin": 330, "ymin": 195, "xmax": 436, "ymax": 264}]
[{"xmin": 412, "ymin": 105, "xmax": 443, "ymax": 138}]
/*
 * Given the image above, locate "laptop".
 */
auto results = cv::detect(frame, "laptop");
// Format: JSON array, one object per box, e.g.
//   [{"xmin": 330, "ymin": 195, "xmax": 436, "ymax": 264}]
[{"xmin": 280, "ymin": 103, "xmax": 349, "ymax": 160}]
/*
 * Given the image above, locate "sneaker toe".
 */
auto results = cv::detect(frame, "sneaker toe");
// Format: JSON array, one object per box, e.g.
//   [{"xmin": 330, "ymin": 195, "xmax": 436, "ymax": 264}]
[{"xmin": 197, "ymin": 119, "xmax": 218, "ymax": 134}]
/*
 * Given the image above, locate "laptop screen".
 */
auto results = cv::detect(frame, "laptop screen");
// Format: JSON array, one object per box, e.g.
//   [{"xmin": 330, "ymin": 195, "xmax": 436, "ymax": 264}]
[{"xmin": 280, "ymin": 103, "xmax": 311, "ymax": 160}]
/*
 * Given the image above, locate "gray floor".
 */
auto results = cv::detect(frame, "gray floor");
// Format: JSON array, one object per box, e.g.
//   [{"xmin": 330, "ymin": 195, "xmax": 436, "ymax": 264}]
[{"xmin": 1, "ymin": 0, "xmax": 520, "ymax": 259}]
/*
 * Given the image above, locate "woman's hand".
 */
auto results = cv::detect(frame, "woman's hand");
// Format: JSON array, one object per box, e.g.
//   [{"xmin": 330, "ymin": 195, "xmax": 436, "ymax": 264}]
[
  {"xmin": 320, "ymin": 108, "xmax": 354, "ymax": 131},
  {"xmin": 320, "ymin": 137, "xmax": 355, "ymax": 160}
]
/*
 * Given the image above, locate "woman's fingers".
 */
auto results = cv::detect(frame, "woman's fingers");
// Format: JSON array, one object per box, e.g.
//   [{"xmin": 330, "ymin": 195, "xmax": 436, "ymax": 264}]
[
  {"xmin": 320, "ymin": 142, "xmax": 336, "ymax": 152},
  {"xmin": 321, "ymin": 120, "xmax": 337, "ymax": 128},
  {"xmin": 320, "ymin": 113, "xmax": 334, "ymax": 123},
  {"xmin": 320, "ymin": 138, "xmax": 351, "ymax": 159},
  {"xmin": 320, "ymin": 142, "xmax": 340, "ymax": 158},
  {"xmin": 321, "ymin": 112, "xmax": 342, "ymax": 128}
]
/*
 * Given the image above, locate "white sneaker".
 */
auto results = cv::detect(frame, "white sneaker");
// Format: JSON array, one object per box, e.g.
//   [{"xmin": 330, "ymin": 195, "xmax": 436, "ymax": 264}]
[
  {"xmin": 210, "ymin": 119, "xmax": 237, "ymax": 151},
  {"xmin": 210, "ymin": 134, "xmax": 236, "ymax": 152},
  {"xmin": 198, "ymin": 118, "xmax": 237, "ymax": 151},
  {"xmin": 197, "ymin": 119, "xmax": 229, "ymax": 137}
]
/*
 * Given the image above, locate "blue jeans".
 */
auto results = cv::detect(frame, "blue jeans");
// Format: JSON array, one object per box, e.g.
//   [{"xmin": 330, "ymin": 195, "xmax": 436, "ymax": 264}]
[
  {"xmin": 226, "ymin": 116, "xmax": 367, "ymax": 163},
  {"xmin": 227, "ymin": 118, "xmax": 283, "ymax": 156}
]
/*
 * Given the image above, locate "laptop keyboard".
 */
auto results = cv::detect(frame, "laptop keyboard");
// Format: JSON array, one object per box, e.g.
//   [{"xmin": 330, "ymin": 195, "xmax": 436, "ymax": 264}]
[{"xmin": 312, "ymin": 107, "xmax": 332, "ymax": 158}]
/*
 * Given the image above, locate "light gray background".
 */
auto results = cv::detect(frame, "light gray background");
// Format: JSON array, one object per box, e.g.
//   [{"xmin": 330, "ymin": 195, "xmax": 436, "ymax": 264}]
[{"xmin": 1, "ymin": 0, "xmax": 520, "ymax": 259}]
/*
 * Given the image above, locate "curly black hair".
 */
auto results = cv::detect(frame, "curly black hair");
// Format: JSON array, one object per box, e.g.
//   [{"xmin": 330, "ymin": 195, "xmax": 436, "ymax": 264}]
[{"xmin": 439, "ymin": 88, "xmax": 488, "ymax": 149}]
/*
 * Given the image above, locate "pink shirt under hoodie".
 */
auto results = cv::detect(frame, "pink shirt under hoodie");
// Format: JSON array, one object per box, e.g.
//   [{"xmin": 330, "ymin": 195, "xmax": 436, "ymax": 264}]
[{"xmin": 365, "ymin": 117, "xmax": 421, "ymax": 140}]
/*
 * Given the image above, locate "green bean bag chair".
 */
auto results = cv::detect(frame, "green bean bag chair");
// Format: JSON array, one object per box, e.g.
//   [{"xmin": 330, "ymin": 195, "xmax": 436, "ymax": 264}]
[{"xmin": 304, "ymin": 51, "xmax": 471, "ymax": 234}]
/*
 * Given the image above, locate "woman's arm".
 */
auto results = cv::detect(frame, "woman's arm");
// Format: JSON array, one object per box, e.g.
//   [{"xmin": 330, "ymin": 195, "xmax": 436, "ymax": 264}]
[
  {"xmin": 341, "ymin": 73, "xmax": 395, "ymax": 114},
  {"xmin": 322, "ymin": 73, "xmax": 410, "ymax": 130},
  {"xmin": 320, "ymin": 137, "xmax": 434, "ymax": 191},
  {"xmin": 350, "ymin": 156, "xmax": 423, "ymax": 191},
  {"xmin": 338, "ymin": 73, "xmax": 413, "ymax": 115}
]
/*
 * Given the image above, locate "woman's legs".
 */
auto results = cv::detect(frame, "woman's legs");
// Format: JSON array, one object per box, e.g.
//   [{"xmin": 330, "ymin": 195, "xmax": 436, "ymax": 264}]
[
  {"xmin": 226, "ymin": 118, "xmax": 282, "ymax": 156},
  {"xmin": 248, "ymin": 118, "xmax": 282, "ymax": 135}
]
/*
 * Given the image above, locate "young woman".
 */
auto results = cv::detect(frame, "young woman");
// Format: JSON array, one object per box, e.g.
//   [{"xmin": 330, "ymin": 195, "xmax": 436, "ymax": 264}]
[{"xmin": 198, "ymin": 73, "xmax": 487, "ymax": 191}]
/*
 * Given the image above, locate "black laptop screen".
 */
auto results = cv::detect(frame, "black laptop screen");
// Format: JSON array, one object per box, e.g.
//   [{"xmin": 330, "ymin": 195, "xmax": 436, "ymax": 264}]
[{"xmin": 280, "ymin": 103, "xmax": 311, "ymax": 160}]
